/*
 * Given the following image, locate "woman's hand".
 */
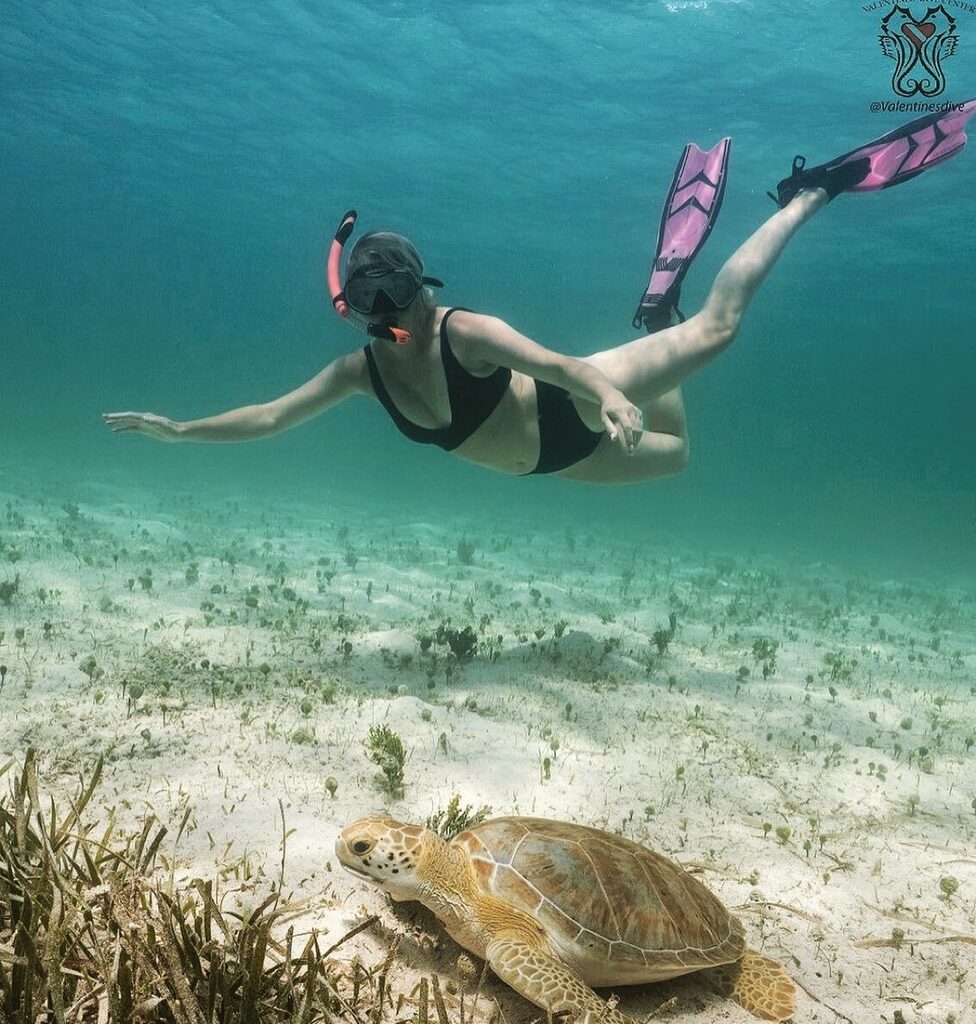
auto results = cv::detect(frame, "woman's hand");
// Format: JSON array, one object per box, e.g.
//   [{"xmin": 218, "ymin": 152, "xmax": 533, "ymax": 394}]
[
  {"xmin": 102, "ymin": 412, "xmax": 183, "ymax": 442},
  {"xmin": 600, "ymin": 391, "xmax": 644, "ymax": 454}
]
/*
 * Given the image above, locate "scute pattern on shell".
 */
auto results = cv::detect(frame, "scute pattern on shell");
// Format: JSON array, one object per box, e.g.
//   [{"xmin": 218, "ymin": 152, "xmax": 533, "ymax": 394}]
[{"xmin": 455, "ymin": 817, "xmax": 745, "ymax": 972}]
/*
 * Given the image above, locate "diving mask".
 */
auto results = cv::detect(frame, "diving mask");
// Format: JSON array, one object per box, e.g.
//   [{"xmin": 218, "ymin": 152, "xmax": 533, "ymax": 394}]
[{"xmin": 327, "ymin": 210, "xmax": 443, "ymax": 343}]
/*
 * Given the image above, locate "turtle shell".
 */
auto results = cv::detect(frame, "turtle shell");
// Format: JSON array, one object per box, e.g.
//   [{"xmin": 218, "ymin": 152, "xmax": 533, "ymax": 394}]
[{"xmin": 452, "ymin": 817, "xmax": 745, "ymax": 986}]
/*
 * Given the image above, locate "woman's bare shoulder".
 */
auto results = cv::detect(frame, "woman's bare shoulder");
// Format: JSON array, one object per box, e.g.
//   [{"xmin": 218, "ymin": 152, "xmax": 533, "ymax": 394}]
[
  {"xmin": 330, "ymin": 347, "xmax": 370, "ymax": 393},
  {"xmin": 442, "ymin": 307, "xmax": 505, "ymax": 338}
]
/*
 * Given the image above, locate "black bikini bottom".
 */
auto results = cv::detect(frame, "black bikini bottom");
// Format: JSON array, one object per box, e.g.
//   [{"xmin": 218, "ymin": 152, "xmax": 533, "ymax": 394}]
[{"xmin": 527, "ymin": 380, "xmax": 603, "ymax": 475}]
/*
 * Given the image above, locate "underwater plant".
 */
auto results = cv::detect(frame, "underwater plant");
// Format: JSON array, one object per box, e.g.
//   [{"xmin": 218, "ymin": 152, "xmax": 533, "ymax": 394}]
[
  {"xmin": 456, "ymin": 537, "xmax": 476, "ymax": 565},
  {"xmin": 127, "ymin": 682, "xmax": 145, "ymax": 716},
  {"xmin": 938, "ymin": 875, "xmax": 959, "ymax": 901},
  {"xmin": 78, "ymin": 655, "xmax": 102, "ymax": 683},
  {"xmin": 0, "ymin": 749, "xmax": 439, "ymax": 1024},
  {"xmin": 652, "ymin": 612, "xmax": 678, "ymax": 656},
  {"xmin": 366, "ymin": 724, "xmax": 407, "ymax": 797},
  {"xmin": 434, "ymin": 622, "xmax": 478, "ymax": 663},
  {"xmin": 425, "ymin": 793, "xmax": 492, "ymax": 839},
  {"xmin": 0, "ymin": 573, "xmax": 20, "ymax": 607},
  {"xmin": 822, "ymin": 649, "xmax": 857, "ymax": 683},
  {"xmin": 751, "ymin": 636, "xmax": 778, "ymax": 677}
]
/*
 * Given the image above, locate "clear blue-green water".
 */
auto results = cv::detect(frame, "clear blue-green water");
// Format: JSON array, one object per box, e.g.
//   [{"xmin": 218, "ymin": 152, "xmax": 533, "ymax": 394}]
[{"xmin": 2, "ymin": 0, "xmax": 974, "ymax": 578}]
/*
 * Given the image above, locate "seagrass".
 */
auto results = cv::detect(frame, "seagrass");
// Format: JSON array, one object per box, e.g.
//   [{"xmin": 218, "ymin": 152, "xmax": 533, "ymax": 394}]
[{"xmin": 0, "ymin": 750, "xmax": 481, "ymax": 1024}]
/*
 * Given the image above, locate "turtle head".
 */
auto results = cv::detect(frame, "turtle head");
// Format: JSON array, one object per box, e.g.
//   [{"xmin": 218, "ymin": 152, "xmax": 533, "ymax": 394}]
[{"xmin": 336, "ymin": 816, "xmax": 435, "ymax": 902}]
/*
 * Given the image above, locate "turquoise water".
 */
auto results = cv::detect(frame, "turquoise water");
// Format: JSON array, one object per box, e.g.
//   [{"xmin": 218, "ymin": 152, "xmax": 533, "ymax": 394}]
[{"xmin": 2, "ymin": 1, "xmax": 974, "ymax": 577}]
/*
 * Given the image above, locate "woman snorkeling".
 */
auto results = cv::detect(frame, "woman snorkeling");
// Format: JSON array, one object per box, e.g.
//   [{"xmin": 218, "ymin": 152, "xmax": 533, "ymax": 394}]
[{"xmin": 104, "ymin": 104, "xmax": 974, "ymax": 485}]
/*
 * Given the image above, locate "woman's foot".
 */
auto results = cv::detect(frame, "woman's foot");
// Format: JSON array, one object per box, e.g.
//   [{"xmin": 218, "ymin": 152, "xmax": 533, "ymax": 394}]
[
  {"xmin": 772, "ymin": 155, "xmax": 871, "ymax": 207},
  {"xmin": 770, "ymin": 101, "xmax": 976, "ymax": 208}
]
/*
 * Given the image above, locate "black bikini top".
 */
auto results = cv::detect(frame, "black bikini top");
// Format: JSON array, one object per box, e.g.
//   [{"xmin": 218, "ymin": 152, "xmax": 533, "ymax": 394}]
[{"xmin": 363, "ymin": 307, "xmax": 512, "ymax": 451}]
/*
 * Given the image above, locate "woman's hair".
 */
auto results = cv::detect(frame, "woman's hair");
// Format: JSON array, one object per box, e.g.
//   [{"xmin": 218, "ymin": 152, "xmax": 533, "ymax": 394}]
[
  {"xmin": 346, "ymin": 230, "xmax": 435, "ymax": 314},
  {"xmin": 345, "ymin": 230, "xmax": 425, "ymax": 280}
]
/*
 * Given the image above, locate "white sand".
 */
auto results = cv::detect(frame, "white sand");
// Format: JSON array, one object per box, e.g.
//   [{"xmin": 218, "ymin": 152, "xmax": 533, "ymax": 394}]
[{"xmin": 1, "ymin": 477, "xmax": 974, "ymax": 1023}]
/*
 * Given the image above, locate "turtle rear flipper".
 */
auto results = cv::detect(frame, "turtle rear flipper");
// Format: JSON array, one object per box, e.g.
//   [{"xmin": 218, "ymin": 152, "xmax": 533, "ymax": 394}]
[{"xmin": 703, "ymin": 949, "xmax": 796, "ymax": 1022}]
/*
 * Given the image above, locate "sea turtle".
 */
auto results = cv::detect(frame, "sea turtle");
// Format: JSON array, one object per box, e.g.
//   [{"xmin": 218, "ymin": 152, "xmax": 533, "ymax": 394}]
[{"xmin": 336, "ymin": 816, "xmax": 795, "ymax": 1022}]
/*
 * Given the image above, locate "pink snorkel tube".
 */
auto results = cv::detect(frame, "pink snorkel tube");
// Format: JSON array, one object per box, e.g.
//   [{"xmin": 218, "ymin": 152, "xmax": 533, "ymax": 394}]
[
  {"xmin": 327, "ymin": 209, "xmax": 356, "ymax": 320},
  {"xmin": 327, "ymin": 209, "xmax": 413, "ymax": 345}
]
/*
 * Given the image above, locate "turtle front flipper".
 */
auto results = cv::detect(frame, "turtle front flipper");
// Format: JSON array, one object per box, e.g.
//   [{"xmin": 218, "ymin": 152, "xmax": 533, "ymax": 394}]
[
  {"xmin": 485, "ymin": 936, "xmax": 640, "ymax": 1024},
  {"xmin": 703, "ymin": 950, "xmax": 796, "ymax": 1021}
]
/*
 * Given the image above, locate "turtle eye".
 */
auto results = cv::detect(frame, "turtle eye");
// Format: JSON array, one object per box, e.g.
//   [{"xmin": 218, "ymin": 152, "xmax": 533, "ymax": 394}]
[{"xmin": 352, "ymin": 839, "xmax": 372, "ymax": 856}]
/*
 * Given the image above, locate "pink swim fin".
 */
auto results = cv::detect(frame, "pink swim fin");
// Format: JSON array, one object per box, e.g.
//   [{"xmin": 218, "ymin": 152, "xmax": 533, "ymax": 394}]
[
  {"xmin": 633, "ymin": 137, "xmax": 732, "ymax": 335},
  {"xmin": 770, "ymin": 99, "xmax": 976, "ymax": 207}
]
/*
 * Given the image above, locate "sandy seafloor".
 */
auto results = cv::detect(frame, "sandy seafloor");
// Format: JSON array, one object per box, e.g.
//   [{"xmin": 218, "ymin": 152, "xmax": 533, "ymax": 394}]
[{"xmin": 1, "ymin": 471, "xmax": 974, "ymax": 1024}]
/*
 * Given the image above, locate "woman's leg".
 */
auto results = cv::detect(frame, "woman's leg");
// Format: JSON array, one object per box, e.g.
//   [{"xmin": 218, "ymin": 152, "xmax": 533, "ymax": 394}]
[
  {"xmin": 632, "ymin": 386, "xmax": 689, "ymax": 474},
  {"xmin": 558, "ymin": 387, "xmax": 688, "ymax": 484},
  {"xmin": 562, "ymin": 190, "xmax": 827, "ymax": 484},
  {"xmin": 583, "ymin": 189, "xmax": 829, "ymax": 405}
]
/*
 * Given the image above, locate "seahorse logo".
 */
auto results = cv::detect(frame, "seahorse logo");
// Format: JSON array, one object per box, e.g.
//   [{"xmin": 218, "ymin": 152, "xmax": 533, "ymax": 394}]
[{"xmin": 880, "ymin": 5, "xmax": 959, "ymax": 97}]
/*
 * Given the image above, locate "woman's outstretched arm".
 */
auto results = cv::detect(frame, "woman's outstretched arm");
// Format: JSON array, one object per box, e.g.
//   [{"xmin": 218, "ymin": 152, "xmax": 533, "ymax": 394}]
[
  {"xmin": 103, "ymin": 352, "xmax": 365, "ymax": 443},
  {"xmin": 449, "ymin": 312, "xmax": 644, "ymax": 452}
]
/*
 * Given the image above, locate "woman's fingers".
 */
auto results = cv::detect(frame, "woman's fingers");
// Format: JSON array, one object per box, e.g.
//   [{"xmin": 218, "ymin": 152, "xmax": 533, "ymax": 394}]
[
  {"xmin": 604, "ymin": 402, "xmax": 644, "ymax": 454},
  {"xmin": 625, "ymin": 409, "xmax": 642, "ymax": 451},
  {"xmin": 624, "ymin": 406, "xmax": 644, "ymax": 454},
  {"xmin": 608, "ymin": 412, "xmax": 632, "ymax": 453},
  {"xmin": 104, "ymin": 412, "xmax": 151, "ymax": 435}
]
